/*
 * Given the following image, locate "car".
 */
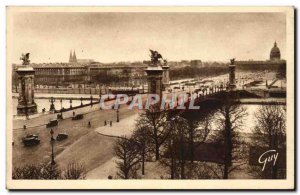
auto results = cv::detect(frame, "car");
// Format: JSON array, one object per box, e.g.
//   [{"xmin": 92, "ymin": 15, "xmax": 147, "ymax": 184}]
[
  {"xmin": 22, "ymin": 137, "xmax": 40, "ymax": 146},
  {"xmin": 24, "ymin": 134, "xmax": 39, "ymax": 139},
  {"xmin": 72, "ymin": 114, "xmax": 83, "ymax": 120},
  {"xmin": 56, "ymin": 133, "xmax": 68, "ymax": 141},
  {"xmin": 46, "ymin": 119, "xmax": 58, "ymax": 128}
]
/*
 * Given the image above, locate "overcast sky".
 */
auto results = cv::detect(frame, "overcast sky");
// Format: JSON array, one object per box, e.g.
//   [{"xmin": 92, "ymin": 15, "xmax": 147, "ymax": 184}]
[{"xmin": 9, "ymin": 12, "xmax": 286, "ymax": 63}]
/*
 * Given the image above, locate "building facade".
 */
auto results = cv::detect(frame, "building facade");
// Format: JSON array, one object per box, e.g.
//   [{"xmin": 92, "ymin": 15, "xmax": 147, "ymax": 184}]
[{"xmin": 12, "ymin": 61, "xmax": 147, "ymax": 90}]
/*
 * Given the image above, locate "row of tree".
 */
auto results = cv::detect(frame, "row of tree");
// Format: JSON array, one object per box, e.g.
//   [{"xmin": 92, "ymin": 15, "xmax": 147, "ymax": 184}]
[
  {"xmin": 169, "ymin": 66, "xmax": 228, "ymax": 80},
  {"xmin": 114, "ymin": 99, "xmax": 286, "ymax": 179}
]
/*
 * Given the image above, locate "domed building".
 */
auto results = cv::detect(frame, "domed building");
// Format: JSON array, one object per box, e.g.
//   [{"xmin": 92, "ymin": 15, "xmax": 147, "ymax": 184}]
[
  {"xmin": 235, "ymin": 41, "xmax": 286, "ymax": 73},
  {"xmin": 270, "ymin": 42, "xmax": 281, "ymax": 61}
]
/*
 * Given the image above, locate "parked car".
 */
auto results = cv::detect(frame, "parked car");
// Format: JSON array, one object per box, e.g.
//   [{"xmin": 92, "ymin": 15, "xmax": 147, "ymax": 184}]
[
  {"xmin": 22, "ymin": 135, "xmax": 40, "ymax": 147},
  {"xmin": 56, "ymin": 133, "xmax": 68, "ymax": 141},
  {"xmin": 72, "ymin": 114, "xmax": 83, "ymax": 120},
  {"xmin": 46, "ymin": 119, "xmax": 58, "ymax": 128},
  {"xmin": 24, "ymin": 134, "xmax": 39, "ymax": 139}
]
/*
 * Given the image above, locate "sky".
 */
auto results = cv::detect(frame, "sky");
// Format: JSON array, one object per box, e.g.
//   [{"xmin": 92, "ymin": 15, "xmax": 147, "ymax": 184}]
[{"xmin": 9, "ymin": 12, "xmax": 286, "ymax": 63}]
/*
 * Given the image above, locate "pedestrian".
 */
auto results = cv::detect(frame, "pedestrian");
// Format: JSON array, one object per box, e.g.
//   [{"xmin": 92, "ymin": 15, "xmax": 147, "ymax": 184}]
[
  {"xmin": 110, "ymin": 121, "xmax": 112, "ymax": 127},
  {"xmin": 104, "ymin": 120, "xmax": 107, "ymax": 126},
  {"xmin": 23, "ymin": 125, "xmax": 26, "ymax": 130},
  {"xmin": 88, "ymin": 121, "xmax": 91, "ymax": 128},
  {"xmin": 73, "ymin": 111, "xmax": 75, "ymax": 117}
]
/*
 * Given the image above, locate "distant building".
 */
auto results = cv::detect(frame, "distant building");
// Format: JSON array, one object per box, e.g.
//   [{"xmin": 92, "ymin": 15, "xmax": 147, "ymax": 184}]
[
  {"xmin": 12, "ymin": 51, "xmax": 147, "ymax": 88},
  {"xmin": 270, "ymin": 42, "xmax": 281, "ymax": 61},
  {"xmin": 69, "ymin": 50, "xmax": 77, "ymax": 63},
  {"xmin": 69, "ymin": 50, "xmax": 95, "ymax": 64},
  {"xmin": 236, "ymin": 42, "xmax": 286, "ymax": 70}
]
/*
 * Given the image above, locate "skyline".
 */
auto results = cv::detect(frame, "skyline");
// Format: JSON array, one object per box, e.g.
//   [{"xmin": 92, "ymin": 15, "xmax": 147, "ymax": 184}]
[{"xmin": 9, "ymin": 12, "xmax": 286, "ymax": 64}]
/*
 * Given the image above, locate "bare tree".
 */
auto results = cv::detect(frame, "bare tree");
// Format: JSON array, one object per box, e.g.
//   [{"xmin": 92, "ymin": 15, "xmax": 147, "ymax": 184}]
[
  {"xmin": 250, "ymin": 105, "xmax": 286, "ymax": 179},
  {"xmin": 114, "ymin": 136, "xmax": 141, "ymax": 179},
  {"xmin": 213, "ymin": 100, "xmax": 247, "ymax": 179},
  {"xmin": 132, "ymin": 123, "xmax": 151, "ymax": 175},
  {"xmin": 63, "ymin": 162, "xmax": 86, "ymax": 179},
  {"xmin": 184, "ymin": 112, "xmax": 212, "ymax": 163},
  {"xmin": 138, "ymin": 105, "xmax": 170, "ymax": 160},
  {"xmin": 160, "ymin": 116, "xmax": 190, "ymax": 179}
]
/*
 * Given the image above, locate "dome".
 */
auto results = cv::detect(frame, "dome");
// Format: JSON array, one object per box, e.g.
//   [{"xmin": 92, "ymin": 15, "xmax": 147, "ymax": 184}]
[{"xmin": 270, "ymin": 42, "xmax": 281, "ymax": 60}]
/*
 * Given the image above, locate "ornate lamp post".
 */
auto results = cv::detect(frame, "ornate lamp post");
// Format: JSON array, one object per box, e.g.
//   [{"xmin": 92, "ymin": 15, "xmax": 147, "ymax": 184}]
[
  {"xmin": 50, "ymin": 128, "xmax": 56, "ymax": 165},
  {"xmin": 49, "ymin": 97, "xmax": 56, "ymax": 111}
]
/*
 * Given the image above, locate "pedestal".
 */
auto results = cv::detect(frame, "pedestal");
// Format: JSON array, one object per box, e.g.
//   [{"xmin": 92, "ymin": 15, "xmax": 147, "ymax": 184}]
[
  {"xmin": 229, "ymin": 64, "xmax": 236, "ymax": 90},
  {"xmin": 16, "ymin": 66, "xmax": 37, "ymax": 116},
  {"xmin": 145, "ymin": 66, "xmax": 163, "ymax": 98}
]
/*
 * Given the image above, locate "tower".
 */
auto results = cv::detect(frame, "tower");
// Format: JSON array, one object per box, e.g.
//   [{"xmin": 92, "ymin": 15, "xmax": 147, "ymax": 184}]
[
  {"xmin": 69, "ymin": 50, "xmax": 73, "ymax": 63},
  {"xmin": 16, "ymin": 54, "xmax": 37, "ymax": 116},
  {"xmin": 229, "ymin": 58, "xmax": 236, "ymax": 90},
  {"xmin": 73, "ymin": 50, "xmax": 77, "ymax": 63},
  {"xmin": 145, "ymin": 66, "xmax": 163, "ymax": 98}
]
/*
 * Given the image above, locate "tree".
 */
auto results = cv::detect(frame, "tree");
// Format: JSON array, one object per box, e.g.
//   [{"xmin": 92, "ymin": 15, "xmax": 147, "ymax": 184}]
[
  {"xmin": 160, "ymin": 116, "xmax": 190, "ymax": 179},
  {"xmin": 12, "ymin": 163, "xmax": 61, "ymax": 180},
  {"xmin": 12, "ymin": 164, "xmax": 42, "ymax": 179},
  {"xmin": 213, "ymin": 99, "xmax": 247, "ymax": 179},
  {"xmin": 169, "ymin": 65, "xmax": 228, "ymax": 80},
  {"xmin": 132, "ymin": 123, "xmax": 151, "ymax": 175},
  {"xmin": 40, "ymin": 163, "xmax": 61, "ymax": 179},
  {"xmin": 184, "ymin": 112, "xmax": 212, "ymax": 163},
  {"xmin": 250, "ymin": 105, "xmax": 286, "ymax": 179},
  {"xmin": 114, "ymin": 136, "xmax": 141, "ymax": 179},
  {"xmin": 138, "ymin": 105, "xmax": 170, "ymax": 160},
  {"xmin": 159, "ymin": 113, "xmax": 213, "ymax": 179},
  {"xmin": 63, "ymin": 162, "xmax": 86, "ymax": 179}
]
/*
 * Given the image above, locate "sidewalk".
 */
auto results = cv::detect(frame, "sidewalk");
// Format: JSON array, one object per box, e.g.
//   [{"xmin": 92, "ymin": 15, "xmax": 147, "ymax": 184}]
[{"xmin": 94, "ymin": 114, "xmax": 139, "ymax": 138}]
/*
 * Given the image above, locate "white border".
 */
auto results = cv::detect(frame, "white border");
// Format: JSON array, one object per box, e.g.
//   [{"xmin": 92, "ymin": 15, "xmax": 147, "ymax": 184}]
[{"xmin": 2, "ymin": 3, "xmax": 296, "ymax": 192}]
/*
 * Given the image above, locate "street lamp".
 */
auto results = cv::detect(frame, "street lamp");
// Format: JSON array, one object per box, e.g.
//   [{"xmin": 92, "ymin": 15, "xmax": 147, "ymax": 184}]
[
  {"xmin": 49, "ymin": 97, "xmax": 56, "ymax": 111},
  {"xmin": 50, "ymin": 128, "xmax": 56, "ymax": 165}
]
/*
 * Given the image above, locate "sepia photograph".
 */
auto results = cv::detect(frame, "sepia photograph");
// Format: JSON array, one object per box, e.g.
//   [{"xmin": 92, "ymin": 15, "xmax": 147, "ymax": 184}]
[{"xmin": 6, "ymin": 6, "xmax": 294, "ymax": 190}]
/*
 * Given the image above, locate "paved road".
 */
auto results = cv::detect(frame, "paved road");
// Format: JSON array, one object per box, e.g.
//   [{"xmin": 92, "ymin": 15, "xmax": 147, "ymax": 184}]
[{"xmin": 12, "ymin": 100, "xmax": 140, "ymax": 171}]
